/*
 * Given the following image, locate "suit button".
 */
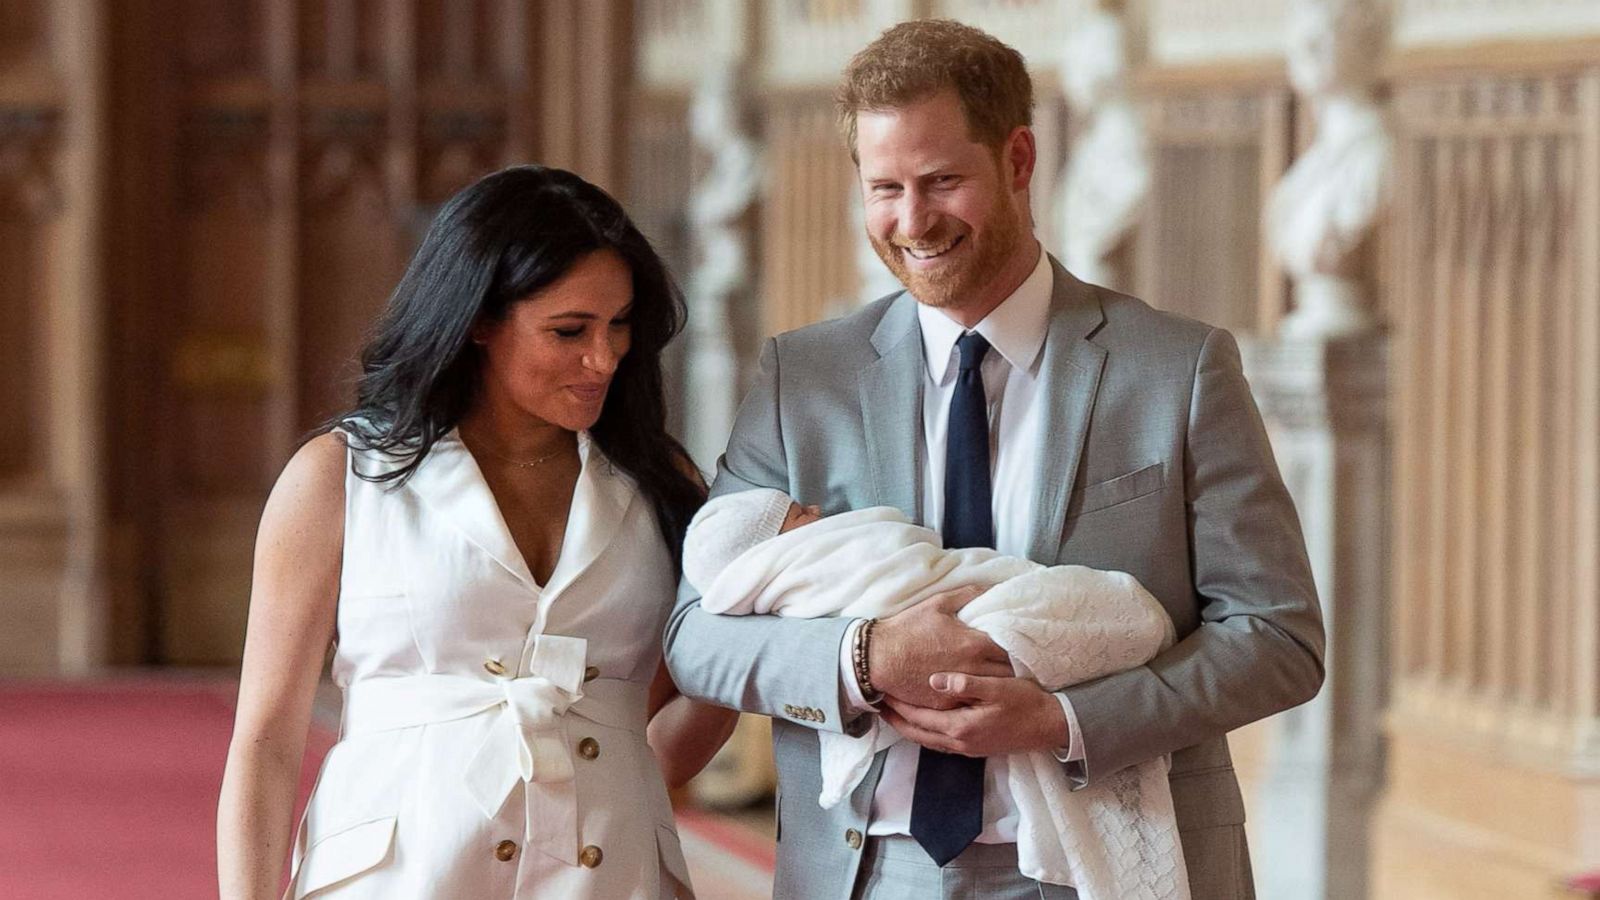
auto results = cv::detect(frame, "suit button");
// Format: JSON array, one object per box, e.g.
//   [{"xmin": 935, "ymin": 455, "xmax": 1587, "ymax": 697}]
[
  {"xmin": 494, "ymin": 839, "xmax": 517, "ymax": 861},
  {"xmin": 584, "ymin": 665, "xmax": 600, "ymax": 682},
  {"xmin": 577, "ymin": 737, "xmax": 600, "ymax": 760},
  {"xmin": 483, "ymin": 658, "xmax": 508, "ymax": 676},
  {"xmin": 579, "ymin": 844, "xmax": 603, "ymax": 868},
  {"xmin": 812, "ymin": 708, "xmax": 826, "ymax": 723},
  {"xmin": 845, "ymin": 828, "xmax": 862, "ymax": 849}
]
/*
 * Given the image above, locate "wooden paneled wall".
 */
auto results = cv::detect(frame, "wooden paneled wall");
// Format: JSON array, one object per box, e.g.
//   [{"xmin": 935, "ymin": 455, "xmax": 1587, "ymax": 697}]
[
  {"xmin": 1133, "ymin": 78, "xmax": 1292, "ymax": 336},
  {"xmin": 0, "ymin": 0, "xmax": 634, "ymax": 671},
  {"xmin": 0, "ymin": 0, "xmax": 107, "ymax": 674},
  {"xmin": 627, "ymin": 90, "xmax": 694, "ymax": 434},
  {"xmin": 761, "ymin": 93, "xmax": 861, "ymax": 337},
  {"xmin": 1374, "ymin": 66, "xmax": 1600, "ymax": 899}
]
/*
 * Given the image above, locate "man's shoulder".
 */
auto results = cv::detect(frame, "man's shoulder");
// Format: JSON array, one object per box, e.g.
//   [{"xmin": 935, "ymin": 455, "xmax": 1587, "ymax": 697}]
[
  {"xmin": 770, "ymin": 290, "xmax": 905, "ymax": 360},
  {"xmin": 1091, "ymin": 285, "xmax": 1217, "ymax": 350}
]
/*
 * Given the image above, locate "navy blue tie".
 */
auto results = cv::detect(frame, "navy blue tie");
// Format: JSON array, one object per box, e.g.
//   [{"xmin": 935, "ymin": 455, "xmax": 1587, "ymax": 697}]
[{"xmin": 909, "ymin": 331, "xmax": 992, "ymax": 866}]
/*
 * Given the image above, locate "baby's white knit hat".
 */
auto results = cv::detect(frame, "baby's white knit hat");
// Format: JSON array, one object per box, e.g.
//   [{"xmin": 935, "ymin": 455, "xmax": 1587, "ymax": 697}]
[{"xmin": 682, "ymin": 488, "xmax": 795, "ymax": 594}]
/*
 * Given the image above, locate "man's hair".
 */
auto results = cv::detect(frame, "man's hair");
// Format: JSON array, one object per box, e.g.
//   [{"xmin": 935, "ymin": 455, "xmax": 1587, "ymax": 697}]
[{"xmin": 836, "ymin": 19, "xmax": 1033, "ymax": 160}]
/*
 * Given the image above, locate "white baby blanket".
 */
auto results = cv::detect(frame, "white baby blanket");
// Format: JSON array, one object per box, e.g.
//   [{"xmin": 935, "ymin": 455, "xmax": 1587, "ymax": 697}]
[{"xmin": 698, "ymin": 506, "xmax": 1192, "ymax": 900}]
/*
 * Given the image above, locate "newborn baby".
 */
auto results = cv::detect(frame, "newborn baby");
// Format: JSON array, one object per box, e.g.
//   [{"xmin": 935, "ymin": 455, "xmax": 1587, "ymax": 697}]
[{"xmin": 683, "ymin": 489, "xmax": 1192, "ymax": 900}]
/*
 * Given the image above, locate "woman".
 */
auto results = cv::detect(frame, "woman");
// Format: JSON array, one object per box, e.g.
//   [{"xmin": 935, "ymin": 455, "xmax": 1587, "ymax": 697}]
[{"xmin": 217, "ymin": 166, "xmax": 737, "ymax": 899}]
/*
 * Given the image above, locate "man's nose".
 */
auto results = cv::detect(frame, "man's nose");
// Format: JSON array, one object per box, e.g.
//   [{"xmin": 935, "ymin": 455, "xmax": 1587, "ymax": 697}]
[{"xmin": 897, "ymin": 191, "xmax": 936, "ymax": 241}]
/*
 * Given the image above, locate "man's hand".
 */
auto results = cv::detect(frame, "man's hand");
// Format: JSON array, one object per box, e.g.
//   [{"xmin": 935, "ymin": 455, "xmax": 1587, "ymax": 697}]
[
  {"xmin": 869, "ymin": 586, "xmax": 1012, "ymax": 709},
  {"xmin": 879, "ymin": 673, "xmax": 1070, "ymax": 757}
]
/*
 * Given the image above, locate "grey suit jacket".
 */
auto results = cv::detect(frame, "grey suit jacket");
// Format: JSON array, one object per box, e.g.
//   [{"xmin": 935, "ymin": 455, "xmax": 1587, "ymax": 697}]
[{"xmin": 663, "ymin": 259, "xmax": 1325, "ymax": 899}]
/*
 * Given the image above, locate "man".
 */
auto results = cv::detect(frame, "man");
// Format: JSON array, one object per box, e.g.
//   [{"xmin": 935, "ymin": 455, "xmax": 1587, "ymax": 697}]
[{"xmin": 664, "ymin": 19, "xmax": 1324, "ymax": 900}]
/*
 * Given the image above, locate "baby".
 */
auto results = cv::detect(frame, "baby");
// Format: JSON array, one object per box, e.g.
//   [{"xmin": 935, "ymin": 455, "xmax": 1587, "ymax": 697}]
[{"xmin": 683, "ymin": 489, "xmax": 1192, "ymax": 900}]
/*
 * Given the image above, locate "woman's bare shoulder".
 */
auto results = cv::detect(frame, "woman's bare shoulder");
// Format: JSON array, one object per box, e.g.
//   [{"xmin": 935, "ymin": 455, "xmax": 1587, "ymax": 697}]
[{"xmin": 260, "ymin": 431, "xmax": 349, "ymax": 542}]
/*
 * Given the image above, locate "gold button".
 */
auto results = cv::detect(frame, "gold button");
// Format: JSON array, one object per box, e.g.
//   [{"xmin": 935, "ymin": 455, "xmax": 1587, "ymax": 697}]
[
  {"xmin": 845, "ymin": 828, "xmax": 862, "ymax": 849},
  {"xmin": 483, "ymin": 658, "xmax": 507, "ymax": 676},
  {"xmin": 584, "ymin": 665, "xmax": 600, "ymax": 682},
  {"xmin": 579, "ymin": 844, "xmax": 603, "ymax": 868},
  {"xmin": 494, "ymin": 839, "xmax": 517, "ymax": 861},
  {"xmin": 577, "ymin": 737, "xmax": 600, "ymax": 760}
]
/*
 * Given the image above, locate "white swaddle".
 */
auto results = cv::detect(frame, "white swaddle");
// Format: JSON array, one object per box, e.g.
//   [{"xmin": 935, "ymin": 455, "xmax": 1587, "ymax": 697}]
[{"xmin": 688, "ymin": 503, "xmax": 1193, "ymax": 900}]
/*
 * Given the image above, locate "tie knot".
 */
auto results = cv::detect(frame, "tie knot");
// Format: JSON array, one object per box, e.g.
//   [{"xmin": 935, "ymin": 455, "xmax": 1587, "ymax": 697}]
[{"xmin": 955, "ymin": 332, "xmax": 991, "ymax": 373}]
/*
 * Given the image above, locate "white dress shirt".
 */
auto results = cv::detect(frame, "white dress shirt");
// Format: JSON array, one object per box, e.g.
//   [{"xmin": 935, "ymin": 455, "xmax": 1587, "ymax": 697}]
[{"xmin": 837, "ymin": 243, "xmax": 1085, "ymax": 852}]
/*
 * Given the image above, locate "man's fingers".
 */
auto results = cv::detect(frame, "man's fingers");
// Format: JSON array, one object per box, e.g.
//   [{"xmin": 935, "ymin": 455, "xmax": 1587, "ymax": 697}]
[
  {"xmin": 932, "ymin": 672, "xmax": 995, "ymax": 700},
  {"xmin": 880, "ymin": 707, "xmax": 957, "ymax": 754}
]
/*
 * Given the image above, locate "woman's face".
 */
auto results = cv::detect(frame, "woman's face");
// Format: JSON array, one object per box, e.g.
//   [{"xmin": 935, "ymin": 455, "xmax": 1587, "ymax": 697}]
[{"xmin": 474, "ymin": 249, "xmax": 634, "ymax": 434}]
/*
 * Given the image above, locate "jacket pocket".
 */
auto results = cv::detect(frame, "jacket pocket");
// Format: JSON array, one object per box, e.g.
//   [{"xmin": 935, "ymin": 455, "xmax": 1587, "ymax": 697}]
[
  {"xmin": 1065, "ymin": 462, "xmax": 1167, "ymax": 519},
  {"xmin": 655, "ymin": 823, "xmax": 696, "ymax": 899},
  {"xmin": 290, "ymin": 815, "xmax": 397, "ymax": 899}
]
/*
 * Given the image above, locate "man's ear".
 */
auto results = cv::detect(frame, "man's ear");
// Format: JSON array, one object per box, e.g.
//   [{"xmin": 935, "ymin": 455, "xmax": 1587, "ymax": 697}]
[{"xmin": 1004, "ymin": 126, "xmax": 1037, "ymax": 194}]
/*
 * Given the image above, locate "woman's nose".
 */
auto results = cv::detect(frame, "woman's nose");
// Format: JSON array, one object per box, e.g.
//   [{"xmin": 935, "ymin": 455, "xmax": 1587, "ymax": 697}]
[{"xmin": 583, "ymin": 336, "xmax": 621, "ymax": 373}]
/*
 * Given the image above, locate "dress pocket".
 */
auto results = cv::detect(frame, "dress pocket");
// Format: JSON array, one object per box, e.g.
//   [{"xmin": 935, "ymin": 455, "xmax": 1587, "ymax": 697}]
[
  {"xmin": 655, "ymin": 822, "xmax": 696, "ymax": 899},
  {"xmin": 289, "ymin": 815, "xmax": 397, "ymax": 898}
]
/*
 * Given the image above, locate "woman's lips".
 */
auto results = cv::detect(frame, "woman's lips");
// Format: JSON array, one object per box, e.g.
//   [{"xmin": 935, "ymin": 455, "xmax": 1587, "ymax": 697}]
[{"xmin": 567, "ymin": 384, "xmax": 608, "ymax": 402}]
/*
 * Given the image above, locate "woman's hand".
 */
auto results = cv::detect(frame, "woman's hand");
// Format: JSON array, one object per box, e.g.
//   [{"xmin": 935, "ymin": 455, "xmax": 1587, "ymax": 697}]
[{"xmin": 646, "ymin": 661, "xmax": 739, "ymax": 789}]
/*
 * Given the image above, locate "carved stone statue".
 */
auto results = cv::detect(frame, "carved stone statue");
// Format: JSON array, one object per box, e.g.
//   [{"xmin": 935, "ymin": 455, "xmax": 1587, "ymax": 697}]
[
  {"xmin": 1268, "ymin": 0, "xmax": 1393, "ymax": 339},
  {"xmin": 685, "ymin": 57, "xmax": 762, "ymax": 470},
  {"xmin": 1057, "ymin": 8, "xmax": 1149, "ymax": 288}
]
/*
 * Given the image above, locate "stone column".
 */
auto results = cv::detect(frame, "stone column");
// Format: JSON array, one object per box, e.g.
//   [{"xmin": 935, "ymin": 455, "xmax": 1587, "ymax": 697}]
[{"xmin": 1240, "ymin": 335, "xmax": 1389, "ymax": 900}]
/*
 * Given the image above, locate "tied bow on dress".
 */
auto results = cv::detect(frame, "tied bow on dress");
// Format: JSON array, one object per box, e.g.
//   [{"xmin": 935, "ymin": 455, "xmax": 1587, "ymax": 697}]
[{"xmin": 339, "ymin": 634, "xmax": 643, "ymax": 867}]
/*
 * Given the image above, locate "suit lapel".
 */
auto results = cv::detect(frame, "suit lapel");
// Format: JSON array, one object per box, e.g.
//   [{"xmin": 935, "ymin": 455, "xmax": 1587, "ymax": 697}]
[
  {"xmin": 859, "ymin": 293, "xmax": 925, "ymax": 523},
  {"xmin": 1027, "ymin": 260, "xmax": 1108, "ymax": 563},
  {"xmin": 405, "ymin": 430, "xmax": 540, "ymax": 591},
  {"xmin": 540, "ymin": 434, "xmax": 636, "ymax": 603}
]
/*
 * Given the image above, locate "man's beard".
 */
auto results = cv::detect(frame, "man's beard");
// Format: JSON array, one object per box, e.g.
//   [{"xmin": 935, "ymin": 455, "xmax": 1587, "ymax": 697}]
[{"xmin": 869, "ymin": 190, "xmax": 1024, "ymax": 310}]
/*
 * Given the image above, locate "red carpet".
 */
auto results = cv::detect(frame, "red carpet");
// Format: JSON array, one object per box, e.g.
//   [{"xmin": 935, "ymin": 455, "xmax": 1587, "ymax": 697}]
[
  {"xmin": 0, "ymin": 677, "xmax": 332, "ymax": 900},
  {"xmin": 0, "ymin": 677, "xmax": 773, "ymax": 899}
]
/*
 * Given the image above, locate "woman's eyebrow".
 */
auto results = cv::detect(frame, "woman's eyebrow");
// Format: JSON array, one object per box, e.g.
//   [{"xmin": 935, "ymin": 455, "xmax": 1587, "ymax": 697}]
[{"xmin": 545, "ymin": 303, "xmax": 634, "ymax": 321}]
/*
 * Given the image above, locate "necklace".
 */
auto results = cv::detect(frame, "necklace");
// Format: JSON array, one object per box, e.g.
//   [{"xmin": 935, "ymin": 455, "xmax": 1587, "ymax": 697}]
[{"xmin": 464, "ymin": 432, "xmax": 569, "ymax": 469}]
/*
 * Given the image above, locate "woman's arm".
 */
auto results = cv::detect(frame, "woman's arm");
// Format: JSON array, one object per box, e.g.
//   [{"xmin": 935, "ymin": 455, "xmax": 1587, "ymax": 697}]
[
  {"xmin": 216, "ymin": 433, "xmax": 346, "ymax": 899},
  {"xmin": 646, "ymin": 660, "xmax": 739, "ymax": 789}
]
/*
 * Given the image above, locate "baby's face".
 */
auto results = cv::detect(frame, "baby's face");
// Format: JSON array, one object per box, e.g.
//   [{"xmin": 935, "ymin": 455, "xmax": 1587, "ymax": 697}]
[{"xmin": 780, "ymin": 502, "xmax": 824, "ymax": 533}]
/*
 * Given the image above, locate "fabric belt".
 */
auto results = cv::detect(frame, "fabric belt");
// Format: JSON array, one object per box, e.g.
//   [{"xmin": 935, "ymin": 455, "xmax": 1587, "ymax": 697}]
[{"xmin": 338, "ymin": 634, "xmax": 648, "ymax": 866}]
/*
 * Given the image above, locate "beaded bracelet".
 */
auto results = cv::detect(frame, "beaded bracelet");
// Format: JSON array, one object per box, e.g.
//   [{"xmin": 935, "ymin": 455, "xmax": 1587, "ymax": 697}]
[{"xmin": 853, "ymin": 617, "xmax": 883, "ymax": 704}]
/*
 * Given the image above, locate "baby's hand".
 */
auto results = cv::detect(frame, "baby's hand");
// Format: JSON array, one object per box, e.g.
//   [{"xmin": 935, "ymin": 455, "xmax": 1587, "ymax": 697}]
[{"xmin": 778, "ymin": 502, "xmax": 823, "ymax": 533}]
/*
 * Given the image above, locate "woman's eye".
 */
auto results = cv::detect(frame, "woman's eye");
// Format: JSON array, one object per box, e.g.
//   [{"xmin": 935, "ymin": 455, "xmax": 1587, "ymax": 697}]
[
  {"xmin": 553, "ymin": 327, "xmax": 584, "ymax": 339},
  {"xmin": 610, "ymin": 317, "xmax": 631, "ymax": 329}
]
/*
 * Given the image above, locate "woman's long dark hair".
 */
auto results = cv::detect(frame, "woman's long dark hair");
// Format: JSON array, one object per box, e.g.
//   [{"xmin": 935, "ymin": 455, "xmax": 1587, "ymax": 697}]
[{"xmin": 328, "ymin": 165, "xmax": 704, "ymax": 564}]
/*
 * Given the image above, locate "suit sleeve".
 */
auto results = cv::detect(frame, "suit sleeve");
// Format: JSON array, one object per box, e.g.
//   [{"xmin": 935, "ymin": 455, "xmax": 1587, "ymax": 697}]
[
  {"xmin": 1059, "ymin": 326, "xmax": 1326, "ymax": 787},
  {"xmin": 662, "ymin": 337, "xmax": 867, "ymax": 737}
]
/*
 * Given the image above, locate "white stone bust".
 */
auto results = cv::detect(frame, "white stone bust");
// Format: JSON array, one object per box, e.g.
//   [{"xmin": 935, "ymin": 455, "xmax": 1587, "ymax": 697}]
[
  {"xmin": 1268, "ymin": 0, "xmax": 1393, "ymax": 337},
  {"xmin": 688, "ymin": 57, "xmax": 762, "ymax": 302},
  {"xmin": 1058, "ymin": 9, "xmax": 1149, "ymax": 288}
]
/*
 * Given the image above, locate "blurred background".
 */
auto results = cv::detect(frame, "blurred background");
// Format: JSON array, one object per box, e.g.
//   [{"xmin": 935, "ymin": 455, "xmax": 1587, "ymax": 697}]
[{"xmin": 1, "ymin": 0, "xmax": 1597, "ymax": 898}]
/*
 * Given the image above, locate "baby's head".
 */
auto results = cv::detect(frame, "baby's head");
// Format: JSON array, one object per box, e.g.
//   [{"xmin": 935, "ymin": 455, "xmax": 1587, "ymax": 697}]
[{"xmin": 682, "ymin": 488, "xmax": 825, "ymax": 594}]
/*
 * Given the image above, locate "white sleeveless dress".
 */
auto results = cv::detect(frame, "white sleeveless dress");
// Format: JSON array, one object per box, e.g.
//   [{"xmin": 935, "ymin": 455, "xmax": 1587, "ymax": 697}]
[{"xmin": 285, "ymin": 429, "xmax": 695, "ymax": 899}]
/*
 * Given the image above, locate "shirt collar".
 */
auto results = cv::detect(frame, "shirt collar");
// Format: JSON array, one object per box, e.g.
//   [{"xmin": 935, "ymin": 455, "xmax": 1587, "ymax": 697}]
[{"xmin": 916, "ymin": 241, "xmax": 1052, "ymax": 384}]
